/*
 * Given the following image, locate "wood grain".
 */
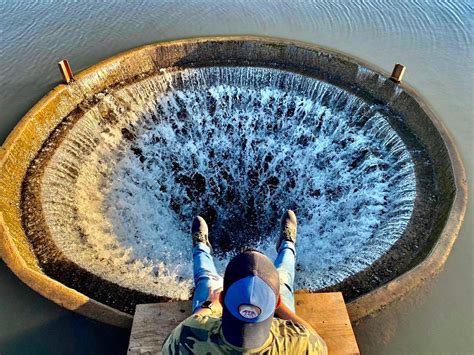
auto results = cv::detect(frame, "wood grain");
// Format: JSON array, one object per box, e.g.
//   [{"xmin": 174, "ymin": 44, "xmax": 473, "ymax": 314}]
[
  {"xmin": 128, "ymin": 292, "xmax": 359, "ymax": 354},
  {"xmin": 295, "ymin": 292, "xmax": 360, "ymax": 355}
]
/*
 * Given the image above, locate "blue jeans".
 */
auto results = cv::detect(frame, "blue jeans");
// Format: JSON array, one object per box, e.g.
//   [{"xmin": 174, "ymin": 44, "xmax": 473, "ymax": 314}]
[{"xmin": 192, "ymin": 241, "xmax": 296, "ymax": 313}]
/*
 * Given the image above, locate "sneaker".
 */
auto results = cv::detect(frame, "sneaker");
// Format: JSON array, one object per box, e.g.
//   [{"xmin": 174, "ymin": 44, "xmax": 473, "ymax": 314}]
[
  {"xmin": 192, "ymin": 216, "xmax": 212, "ymax": 249},
  {"xmin": 276, "ymin": 209, "xmax": 297, "ymax": 252}
]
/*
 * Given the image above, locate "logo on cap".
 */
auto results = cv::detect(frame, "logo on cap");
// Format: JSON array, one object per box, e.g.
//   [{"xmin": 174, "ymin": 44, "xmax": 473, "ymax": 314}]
[{"xmin": 238, "ymin": 304, "xmax": 261, "ymax": 319}]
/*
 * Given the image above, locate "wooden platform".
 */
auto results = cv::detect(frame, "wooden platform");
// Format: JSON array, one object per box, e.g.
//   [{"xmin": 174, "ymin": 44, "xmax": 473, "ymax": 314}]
[{"xmin": 128, "ymin": 292, "xmax": 359, "ymax": 354}]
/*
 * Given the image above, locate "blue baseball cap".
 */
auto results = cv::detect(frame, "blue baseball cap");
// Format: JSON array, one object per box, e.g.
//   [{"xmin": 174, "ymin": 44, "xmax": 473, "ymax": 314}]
[{"xmin": 222, "ymin": 250, "xmax": 280, "ymax": 349}]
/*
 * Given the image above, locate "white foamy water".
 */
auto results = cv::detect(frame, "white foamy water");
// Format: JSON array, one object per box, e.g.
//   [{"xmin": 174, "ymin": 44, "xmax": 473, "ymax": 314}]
[
  {"xmin": 2, "ymin": 0, "xmax": 471, "ymax": 353},
  {"xmin": 40, "ymin": 66, "xmax": 416, "ymax": 299}
]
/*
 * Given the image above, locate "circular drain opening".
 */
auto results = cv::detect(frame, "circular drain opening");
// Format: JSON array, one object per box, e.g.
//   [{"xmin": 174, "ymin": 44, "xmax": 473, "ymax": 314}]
[
  {"xmin": 5, "ymin": 37, "xmax": 460, "ymax": 321},
  {"xmin": 24, "ymin": 67, "xmax": 415, "ymax": 309},
  {"xmin": 103, "ymin": 68, "xmax": 416, "ymax": 288}
]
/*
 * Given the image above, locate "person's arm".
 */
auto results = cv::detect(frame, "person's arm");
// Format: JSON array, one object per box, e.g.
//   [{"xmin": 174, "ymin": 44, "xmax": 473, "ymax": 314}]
[
  {"xmin": 276, "ymin": 302, "xmax": 327, "ymax": 354},
  {"xmin": 274, "ymin": 302, "xmax": 318, "ymax": 335},
  {"xmin": 192, "ymin": 287, "xmax": 223, "ymax": 316}
]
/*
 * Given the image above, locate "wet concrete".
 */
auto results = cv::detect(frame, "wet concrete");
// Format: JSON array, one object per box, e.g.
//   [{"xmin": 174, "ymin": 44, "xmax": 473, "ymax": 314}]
[{"xmin": 0, "ymin": 37, "xmax": 466, "ymax": 326}]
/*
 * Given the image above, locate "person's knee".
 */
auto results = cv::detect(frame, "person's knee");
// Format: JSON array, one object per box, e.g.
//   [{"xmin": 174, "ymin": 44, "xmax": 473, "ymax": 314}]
[
  {"xmin": 277, "ymin": 269, "xmax": 293, "ymax": 284},
  {"xmin": 194, "ymin": 271, "xmax": 222, "ymax": 284},
  {"xmin": 194, "ymin": 271, "xmax": 213, "ymax": 282}
]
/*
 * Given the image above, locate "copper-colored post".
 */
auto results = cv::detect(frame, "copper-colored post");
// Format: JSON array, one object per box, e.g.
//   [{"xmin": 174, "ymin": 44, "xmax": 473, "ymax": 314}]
[
  {"xmin": 58, "ymin": 59, "xmax": 75, "ymax": 84},
  {"xmin": 390, "ymin": 63, "xmax": 406, "ymax": 83}
]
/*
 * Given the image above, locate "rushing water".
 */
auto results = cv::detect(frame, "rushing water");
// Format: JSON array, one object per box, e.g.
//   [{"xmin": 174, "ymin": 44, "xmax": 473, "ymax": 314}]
[
  {"xmin": 1, "ymin": 1, "xmax": 472, "ymax": 354},
  {"xmin": 35, "ymin": 67, "xmax": 414, "ymax": 300}
]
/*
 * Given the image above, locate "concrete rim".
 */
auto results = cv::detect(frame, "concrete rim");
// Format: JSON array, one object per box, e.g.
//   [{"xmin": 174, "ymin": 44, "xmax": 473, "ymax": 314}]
[{"xmin": 0, "ymin": 36, "xmax": 467, "ymax": 327}]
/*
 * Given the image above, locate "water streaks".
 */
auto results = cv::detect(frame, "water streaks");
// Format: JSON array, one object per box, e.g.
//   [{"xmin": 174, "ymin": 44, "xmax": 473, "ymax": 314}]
[{"xmin": 40, "ymin": 66, "xmax": 416, "ymax": 298}]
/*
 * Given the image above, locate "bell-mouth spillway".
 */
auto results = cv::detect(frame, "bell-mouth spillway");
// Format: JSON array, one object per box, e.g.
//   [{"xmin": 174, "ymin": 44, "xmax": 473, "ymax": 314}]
[{"xmin": 0, "ymin": 37, "xmax": 467, "ymax": 327}]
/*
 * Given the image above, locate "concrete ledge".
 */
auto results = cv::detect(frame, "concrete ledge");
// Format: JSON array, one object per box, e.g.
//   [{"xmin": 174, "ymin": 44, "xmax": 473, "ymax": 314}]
[{"xmin": 0, "ymin": 36, "xmax": 467, "ymax": 327}]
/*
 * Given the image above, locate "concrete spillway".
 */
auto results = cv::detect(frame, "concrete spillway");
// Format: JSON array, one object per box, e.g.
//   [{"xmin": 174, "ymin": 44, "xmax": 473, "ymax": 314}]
[{"xmin": 0, "ymin": 37, "xmax": 466, "ymax": 327}]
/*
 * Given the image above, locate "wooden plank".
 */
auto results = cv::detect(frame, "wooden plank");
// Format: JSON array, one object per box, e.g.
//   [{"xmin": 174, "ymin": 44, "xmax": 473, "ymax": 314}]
[
  {"xmin": 295, "ymin": 292, "xmax": 360, "ymax": 355},
  {"xmin": 128, "ymin": 301, "xmax": 191, "ymax": 355},
  {"xmin": 128, "ymin": 292, "xmax": 359, "ymax": 354}
]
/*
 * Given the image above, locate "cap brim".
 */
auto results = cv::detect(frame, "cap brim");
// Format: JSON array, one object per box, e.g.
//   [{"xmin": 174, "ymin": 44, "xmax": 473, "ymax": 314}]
[{"xmin": 222, "ymin": 306, "xmax": 273, "ymax": 349}]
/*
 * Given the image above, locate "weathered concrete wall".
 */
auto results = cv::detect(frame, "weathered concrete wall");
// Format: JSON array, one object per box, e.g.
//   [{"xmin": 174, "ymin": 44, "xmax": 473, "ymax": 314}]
[{"xmin": 0, "ymin": 36, "xmax": 467, "ymax": 327}]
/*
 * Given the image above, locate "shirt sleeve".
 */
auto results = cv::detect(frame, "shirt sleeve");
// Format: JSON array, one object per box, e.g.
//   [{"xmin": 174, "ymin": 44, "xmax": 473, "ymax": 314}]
[
  {"xmin": 161, "ymin": 322, "xmax": 183, "ymax": 354},
  {"xmin": 161, "ymin": 315, "xmax": 216, "ymax": 354},
  {"xmin": 307, "ymin": 331, "xmax": 328, "ymax": 355}
]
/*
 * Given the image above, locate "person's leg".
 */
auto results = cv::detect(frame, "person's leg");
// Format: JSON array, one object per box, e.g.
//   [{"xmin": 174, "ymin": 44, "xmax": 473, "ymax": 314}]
[
  {"xmin": 274, "ymin": 241, "xmax": 296, "ymax": 312},
  {"xmin": 192, "ymin": 242, "xmax": 223, "ymax": 312}
]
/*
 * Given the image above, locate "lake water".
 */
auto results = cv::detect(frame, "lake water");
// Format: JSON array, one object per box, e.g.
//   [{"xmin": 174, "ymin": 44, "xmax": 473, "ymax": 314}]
[{"xmin": 0, "ymin": 1, "xmax": 472, "ymax": 354}]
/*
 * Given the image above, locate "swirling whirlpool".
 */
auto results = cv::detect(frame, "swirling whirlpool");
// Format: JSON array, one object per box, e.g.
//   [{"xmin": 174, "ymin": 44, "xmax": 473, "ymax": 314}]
[{"xmin": 22, "ymin": 65, "xmax": 417, "ymax": 312}]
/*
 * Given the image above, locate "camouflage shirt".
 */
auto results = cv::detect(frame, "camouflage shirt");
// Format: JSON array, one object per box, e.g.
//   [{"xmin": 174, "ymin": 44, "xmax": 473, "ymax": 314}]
[{"xmin": 162, "ymin": 313, "xmax": 327, "ymax": 354}]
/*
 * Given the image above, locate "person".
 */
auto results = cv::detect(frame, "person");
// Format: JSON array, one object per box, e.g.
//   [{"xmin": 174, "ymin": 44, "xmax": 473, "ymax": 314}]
[{"xmin": 162, "ymin": 210, "xmax": 327, "ymax": 354}]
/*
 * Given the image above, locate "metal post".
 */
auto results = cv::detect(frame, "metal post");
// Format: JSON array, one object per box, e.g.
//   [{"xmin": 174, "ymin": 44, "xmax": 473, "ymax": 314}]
[
  {"xmin": 390, "ymin": 64, "xmax": 406, "ymax": 83},
  {"xmin": 58, "ymin": 59, "xmax": 75, "ymax": 84}
]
